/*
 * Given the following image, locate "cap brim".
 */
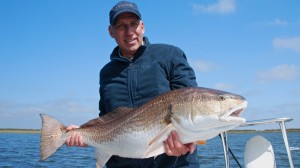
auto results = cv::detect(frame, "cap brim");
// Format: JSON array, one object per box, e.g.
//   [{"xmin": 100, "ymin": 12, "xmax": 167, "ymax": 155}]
[{"xmin": 111, "ymin": 9, "xmax": 141, "ymax": 25}]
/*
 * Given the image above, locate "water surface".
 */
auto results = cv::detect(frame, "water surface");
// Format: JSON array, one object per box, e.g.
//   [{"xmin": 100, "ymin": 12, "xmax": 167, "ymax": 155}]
[{"xmin": 0, "ymin": 132, "xmax": 299, "ymax": 167}]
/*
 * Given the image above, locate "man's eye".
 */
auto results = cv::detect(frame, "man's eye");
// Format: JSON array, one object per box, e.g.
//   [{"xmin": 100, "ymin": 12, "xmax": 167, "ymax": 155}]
[
  {"xmin": 116, "ymin": 24, "xmax": 125, "ymax": 29},
  {"xmin": 131, "ymin": 22, "xmax": 139, "ymax": 26}
]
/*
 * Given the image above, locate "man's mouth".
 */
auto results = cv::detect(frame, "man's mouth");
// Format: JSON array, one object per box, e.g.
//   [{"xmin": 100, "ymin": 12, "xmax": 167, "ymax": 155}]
[{"xmin": 125, "ymin": 39, "xmax": 136, "ymax": 43}]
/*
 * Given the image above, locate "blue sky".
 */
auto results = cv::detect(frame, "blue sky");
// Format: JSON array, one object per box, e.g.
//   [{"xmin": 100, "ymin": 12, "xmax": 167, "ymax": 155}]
[{"xmin": 0, "ymin": 0, "xmax": 299, "ymax": 130}]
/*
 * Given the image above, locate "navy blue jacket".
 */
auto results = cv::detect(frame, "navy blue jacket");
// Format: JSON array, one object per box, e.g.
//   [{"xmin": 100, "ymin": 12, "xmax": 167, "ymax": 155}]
[{"xmin": 99, "ymin": 37, "xmax": 199, "ymax": 168}]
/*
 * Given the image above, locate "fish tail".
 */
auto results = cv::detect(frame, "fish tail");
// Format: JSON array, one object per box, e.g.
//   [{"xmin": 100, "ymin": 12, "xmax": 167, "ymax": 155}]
[{"xmin": 40, "ymin": 114, "xmax": 66, "ymax": 160}]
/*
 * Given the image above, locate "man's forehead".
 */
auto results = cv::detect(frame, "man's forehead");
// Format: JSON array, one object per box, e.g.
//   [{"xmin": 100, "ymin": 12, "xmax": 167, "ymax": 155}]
[{"xmin": 114, "ymin": 12, "xmax": 140, "ymax": 23}]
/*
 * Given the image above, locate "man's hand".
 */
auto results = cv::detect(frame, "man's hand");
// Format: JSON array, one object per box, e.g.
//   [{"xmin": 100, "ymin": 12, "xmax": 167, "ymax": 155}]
[
  {"xmin": 163, "ymin": 130, "xmax": 195, "ymax": 156},
  {"xmin": 65, "ymin": 125, "xmax": 88, "ymax": 147}
]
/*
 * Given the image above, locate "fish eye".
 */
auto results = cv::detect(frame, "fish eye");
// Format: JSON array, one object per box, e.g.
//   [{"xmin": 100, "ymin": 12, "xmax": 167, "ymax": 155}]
[{"xmin": 218, "ymin": 95, "xmax": 226, "ymax": 101}]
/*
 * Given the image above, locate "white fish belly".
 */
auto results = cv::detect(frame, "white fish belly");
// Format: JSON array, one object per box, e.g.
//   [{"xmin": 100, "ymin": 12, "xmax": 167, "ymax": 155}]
[{"xmin": 91, "ymin": 129, "xmax": 162, "ymax": 158}]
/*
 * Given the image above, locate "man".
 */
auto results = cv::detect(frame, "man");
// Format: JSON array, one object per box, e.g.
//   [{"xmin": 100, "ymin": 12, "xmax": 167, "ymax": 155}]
[{"xmin": 66, "ymin": 1, "xmax": 199, "ymax": 167}]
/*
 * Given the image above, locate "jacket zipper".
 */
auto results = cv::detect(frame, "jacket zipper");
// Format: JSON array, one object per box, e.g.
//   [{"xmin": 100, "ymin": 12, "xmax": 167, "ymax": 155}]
[{"xmin": 128, "ymin": 62, "xmax": 135, "ymax": 108}]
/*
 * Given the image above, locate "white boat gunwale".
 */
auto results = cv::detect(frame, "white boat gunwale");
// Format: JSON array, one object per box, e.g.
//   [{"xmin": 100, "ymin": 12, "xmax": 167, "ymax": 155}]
[{"xmin": 220, "ymin": 117, "xmax": 295, "ymax": 168}]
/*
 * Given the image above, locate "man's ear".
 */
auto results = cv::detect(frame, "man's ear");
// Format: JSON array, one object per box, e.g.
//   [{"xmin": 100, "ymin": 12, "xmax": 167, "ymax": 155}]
[
  {"xmin": 108, "ymin": 25, "xmax": 115, "ymax": 38},
  {"xmin": 141, "ymin": 21, "xmax": 145, "ymax": 35}
]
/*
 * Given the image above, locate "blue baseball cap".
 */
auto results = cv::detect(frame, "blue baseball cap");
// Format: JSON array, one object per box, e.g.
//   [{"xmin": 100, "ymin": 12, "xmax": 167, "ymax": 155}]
[{"xmin": 109, "ymin": 1, "xmax": 141, "ymax": 25}]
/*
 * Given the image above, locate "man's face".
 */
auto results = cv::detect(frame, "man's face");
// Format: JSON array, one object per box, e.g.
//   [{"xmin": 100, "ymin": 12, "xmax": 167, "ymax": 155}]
[{"xmin": 109, "ymin": 12, "xmax": 144, "ymax": 57}]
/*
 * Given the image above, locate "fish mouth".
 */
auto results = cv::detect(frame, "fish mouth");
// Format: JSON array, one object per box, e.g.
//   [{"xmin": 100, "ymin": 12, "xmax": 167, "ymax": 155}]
[
  {"xmin": 221, "ymin": 101, "xmax": 247, "ymax": 122},
  {"xmin": 230, "ymin": 108, "xmax": 244, "ymax": 117}
]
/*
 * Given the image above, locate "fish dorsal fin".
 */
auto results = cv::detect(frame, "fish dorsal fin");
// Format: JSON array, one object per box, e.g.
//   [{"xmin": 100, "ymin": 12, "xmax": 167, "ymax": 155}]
[
  {"xmin": 80, "ymin": 107, "xmax": 134, "ymax": 128},
  {"xmin": 100, "ymin": 107, "xmax": 134, "ymax": 123}
]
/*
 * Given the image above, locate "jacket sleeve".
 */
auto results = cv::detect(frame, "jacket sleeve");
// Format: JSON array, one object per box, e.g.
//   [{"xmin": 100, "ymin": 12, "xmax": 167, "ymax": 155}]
[
  {"xmin": 98, "ymin": 69, "xmax": 106, "ymax": 117},
  {"xmin": 168, "ymin": 47, "xmax": 198, "ymax": 89},
  {"xmin": 99, "ymin": 89, "xmax": 106, "ymax": 117}
]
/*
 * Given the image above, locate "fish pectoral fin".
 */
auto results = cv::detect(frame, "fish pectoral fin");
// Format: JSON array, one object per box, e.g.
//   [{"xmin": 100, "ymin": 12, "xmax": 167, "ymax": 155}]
[
  {"xmin": 142, "ymin": 143, "xmax": 164, "ymax": 158},
  {"xmin": 143, "ymin": 124, "xmax": 175, "ymax": 158},
  {"xmin": 148, "ymin": 124, "xmax": 174, "ymax": 146},
  {"xmin": 95, "ymin": 148, "xmax": 111, "ymax": 168}
]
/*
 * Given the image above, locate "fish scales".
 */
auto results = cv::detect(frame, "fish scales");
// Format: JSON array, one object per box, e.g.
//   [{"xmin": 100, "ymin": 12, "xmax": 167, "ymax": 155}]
[{"xmin": 40, "ymin": 87, "xmax": 247, "ymax": 168}]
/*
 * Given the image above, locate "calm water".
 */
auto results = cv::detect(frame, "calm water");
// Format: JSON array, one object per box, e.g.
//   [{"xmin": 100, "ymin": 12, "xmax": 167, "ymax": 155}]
[{"xmin": 0, "ymin": 132, "xmax": 299, "ymax": 168}]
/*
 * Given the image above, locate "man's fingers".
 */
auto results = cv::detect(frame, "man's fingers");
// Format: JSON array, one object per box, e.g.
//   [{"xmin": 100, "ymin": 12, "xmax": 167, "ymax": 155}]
[
  {"xmin": 164, "ymin": 131, "xmax": 196, "ymax": 156},
  {"xmin": 74, "ymin": 133, "xmax": 79, "ymax": 146},
  {"xmin": 66, "ymin": 135, "xmax": 71, "ymax": 147},
  {"xmin": 163, "ymin": 140, "xmax": 173, "ymax": 155},
  {"xmin": 167, "ymin": 131, "xmax": 175, "ymax": 149},
  {"xmin": 78, "ymin": 134, "xmax": 87, "ymax": 147},
  {"xmin": 171, "ymin": 131, "xmax": 189, "ymax": 155},
  {"xmin": 79, "ymin": 135, "xmax": 83, "ymax": 146},
  {"xmin": 171, "ymin": 131, "xmax": 182, "ymax": 148},
  {"xmin": 163, "ymin": 131, "xmax": 184, "ymax": 156},
  {"xmin": 66, "ymin": 125, "xmax": 79, "ymax": 131},
  {"xmin": 164, "ymin": 131, "xmax": 175, "ymax": 155},
  {"xmin": 66, "ymin": 132, "xmax": 88, "ymax": 147},
  {"xmin": 186, "ymin": 143, "xmax": 196, "ymax": 154},
  {"xmin": 68, "ymin": 134, "xmax": 74, "ymax": 146}
]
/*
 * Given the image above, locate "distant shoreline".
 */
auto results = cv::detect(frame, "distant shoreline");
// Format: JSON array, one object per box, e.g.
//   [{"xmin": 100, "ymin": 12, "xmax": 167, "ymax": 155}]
[
  {"xmin": 0, "ymin": 129, "xmax": 40, "ymax": 134},
  {"xmin": 0, "ymin": 128, "xmax": 299, "ymax": 134},
  {"xmin": 228, "ymin": 128, "xmax": 300, "ymax": 134}
]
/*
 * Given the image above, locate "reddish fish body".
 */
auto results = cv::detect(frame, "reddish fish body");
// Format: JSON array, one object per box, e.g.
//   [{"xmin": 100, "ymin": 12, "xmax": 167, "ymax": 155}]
[{"xmin": 40, "ymin": 87, "xmax": 247, "ymax": 167}]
